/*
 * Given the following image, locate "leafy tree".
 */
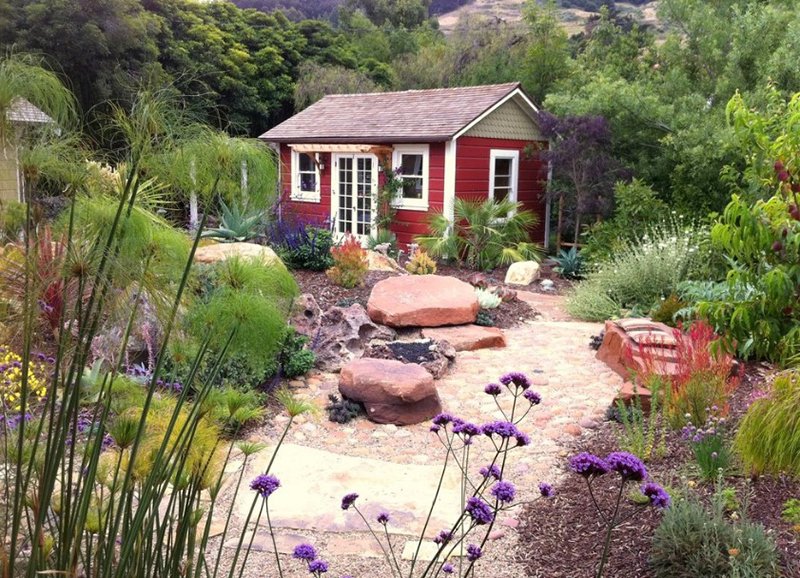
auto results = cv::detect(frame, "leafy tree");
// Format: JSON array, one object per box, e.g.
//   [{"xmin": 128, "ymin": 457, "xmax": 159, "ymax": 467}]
[
  {"xmin": 521, "ymin": 0, "xmax": 571, "ymax": 104},
  {"xmin": 538, "ymin": 112, "xmax": 629, "ymax": 247},
  {"xmin": 293, "ymin": 62, "xmax": 379, "ymax": 110}
]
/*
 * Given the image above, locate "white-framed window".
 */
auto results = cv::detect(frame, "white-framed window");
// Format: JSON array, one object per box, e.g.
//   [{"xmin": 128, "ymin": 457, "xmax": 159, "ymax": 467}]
[
  {"xmin": 290, "ymin": 150, "xmax": 321, "ymax": 202},
  {"xmin": 391, "ymin": 144, "xmax": 429, "ymax": 210},
  {"xmin": 489, "ymin": 149, "xmax": 519, "ymax": 208}
]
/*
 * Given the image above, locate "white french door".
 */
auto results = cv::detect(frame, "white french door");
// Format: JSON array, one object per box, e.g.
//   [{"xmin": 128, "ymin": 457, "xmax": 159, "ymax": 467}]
[{"xmin": 331, "ymin": 154, "xmax": 378, "ymax": 241}]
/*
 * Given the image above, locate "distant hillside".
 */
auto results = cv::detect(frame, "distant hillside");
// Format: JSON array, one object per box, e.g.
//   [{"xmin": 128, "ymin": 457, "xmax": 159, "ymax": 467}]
[{"xmin": 231, "ymin": 1, "xmax": 466, "ymax": 21}]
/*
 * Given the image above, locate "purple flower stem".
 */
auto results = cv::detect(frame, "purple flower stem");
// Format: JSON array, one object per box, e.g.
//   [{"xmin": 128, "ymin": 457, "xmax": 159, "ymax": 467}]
[
  {"xmin": 228, "ymin": 415, "xmax": 295, "ymax": 578},
  {"xmin": 265, "ymin": 503, "xmax": 284, "ymax": 578},
  {"xmin": 382, "ymin": 522, "xmax": 402, "ymax": 576},
  {"xmin": 353, "ymin": 504, "xmax": 398, "ymax": 577},
  {"xmin": 410, "ymin": 447, "xmax": 452, "ymax": 577},
  {"xmin": 595, "ymin": 479, "xmax": 627, "ymax": 578},
  {"xmin": 585, "ymin": 478, "xmax": 610, "ymax": 525}
]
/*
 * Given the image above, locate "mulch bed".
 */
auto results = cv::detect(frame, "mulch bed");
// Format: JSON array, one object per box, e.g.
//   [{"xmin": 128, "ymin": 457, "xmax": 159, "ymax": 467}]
[
  {"xmin": 292, "ymin": 264, "xmax": 560, "ymax": 330},
  {"xmin": 517, "ymin": 362, "xmax": 800, "ymax": 577}
]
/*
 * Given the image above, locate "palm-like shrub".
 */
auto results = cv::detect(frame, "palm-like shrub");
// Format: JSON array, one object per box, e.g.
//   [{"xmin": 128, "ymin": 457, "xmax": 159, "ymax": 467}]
[
  {"xmin": 416, "ymin": 197, "xmax": 542, "ymax": 271},
  {"xmin": 202, "ymin": 198, "xmax": 265, "ymax": 242}
]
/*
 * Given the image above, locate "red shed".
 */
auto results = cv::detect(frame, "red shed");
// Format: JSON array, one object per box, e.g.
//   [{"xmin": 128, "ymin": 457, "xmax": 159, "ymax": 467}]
[{"xmin": 259, "ymin": 83, "xmax": 550, "ymax": 248}]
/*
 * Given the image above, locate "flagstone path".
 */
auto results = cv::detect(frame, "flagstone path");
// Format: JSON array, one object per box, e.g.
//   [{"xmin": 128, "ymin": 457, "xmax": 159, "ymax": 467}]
[{"xmin": 211, "ymin": 293, "xmax": 623, "ymax": 578}]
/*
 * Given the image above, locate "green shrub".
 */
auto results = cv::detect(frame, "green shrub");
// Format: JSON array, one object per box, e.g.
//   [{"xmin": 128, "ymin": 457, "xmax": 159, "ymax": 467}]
[
  {"xmin": 0, "ymin": 200, "xmax": 26, "ymax": 243},
  {"xmin": 327, "ymin": 234, "xmax": 368, "ymax": 288},
  {"xmin": 650, "ymin": 490, "xmax": 780, "ymax": 578},
  {"xmin": 275, "ymin": 225, "xmax": 335, "ymax": 272},
  {"xmin": 278, "ymin": 328, "xmax": 315, "ymax": 378},
  {"xmin": 416, "ymin": 197, "xmax": 542, "ymax": 271},
  {"xmin": 182, "ymin": 257, "xmax": 298, "ymax": 387},
  {"xmin": 550, "ymin": 246, "xmax": 584, "ymax": 279},
  {"xmin": 734, "ymin": 371, "xmax": 800, "ymax": 477},
  {"xmin": 202, "ymin": 199, "xmax": 264, "ymax": 242},
  {"xmin": 366, "ymin": 229, "xmax": 398, "ymax": 259},
  {"xmin": 567, "ymin": 219, "xmax": 706, "ymax": 321},
  {"xmin": 650, "ymin": 294, "xmax": 686, "ymax": 326},
  {"xmin": 781, "ymin": 498, "xmax": 800, "ymax": 525},
  {"xmin": 475, "ymin": 310, "xmax": 494, "ymax": 326},
  {"xmin": 203, "ymin": 386, "xmax": 265, "ymax": 433},
  {"xmin": 615, "ymin": 377, "xmax": 667, "ymax": 462},
  {"xmin": 475, "ymin": 287, "xmax": 501, "ymax": 309}
]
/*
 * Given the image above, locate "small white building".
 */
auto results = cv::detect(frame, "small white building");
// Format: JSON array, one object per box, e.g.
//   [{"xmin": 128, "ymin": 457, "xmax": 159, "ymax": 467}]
[{"xmin": 1, "ymin": 98, "xmax": 53, "ymax": 202}]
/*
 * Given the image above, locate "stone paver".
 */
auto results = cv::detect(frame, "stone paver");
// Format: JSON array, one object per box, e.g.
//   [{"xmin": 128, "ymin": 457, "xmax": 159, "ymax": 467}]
[{"xmin": 214, "ymin": 293, "xmax": 623, "ymax": 578}]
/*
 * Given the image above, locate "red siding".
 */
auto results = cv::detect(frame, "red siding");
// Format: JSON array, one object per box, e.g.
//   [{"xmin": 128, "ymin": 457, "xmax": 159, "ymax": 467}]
[
  {"xmin": 455, "ymin": 136, "xmax": 549, "ymax": 242},
  {"xmin": 277, "ymin": 144, "xmax": 331, "ymax": 225}
]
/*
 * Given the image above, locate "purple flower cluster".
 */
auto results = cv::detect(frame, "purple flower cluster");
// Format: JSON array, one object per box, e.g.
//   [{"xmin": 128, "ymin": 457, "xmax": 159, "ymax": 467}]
[
  {"xmin": 250, "ymin": 474, "xmax": 280, "ymax": 499},
  {"xmin": 293, "ymin": 544, "xmax": 317, "ymax": 561},
  {"xmin": 569, "ymin": 452, "xmax": 610, "ymax": 478},
  {"xmin": 466, "ymin": 544, "xmax": 482, "ymax": 561},
  {"xmin": 484, "ymin": 383, "xmax": 502, "ymax": 396},
  {"xmin": 308, "ymin": 559, "xmax": 328, "ymax": 574},
  {"xmin": 490, "ymin": 480, "xmax": 516, "ymax": 503},
  {"xmin": 341, "ymin": 492, "xmax": 358, "ymax": 510},
  {"xmin": 433, "ymin": 529, "xmax": 453, "ymax": 545},
  {"xmin": 377, "ymin": 512, "xmax": 390, "ymax": 525},
  {"xmin": 479, "ymin": 464, "xmax": 502, "ymax": 480},
  {"xmin": 606, "ymin": 452, "xmax": 648, "ymax": 482},
  {"xmin": 465, "ymin": 497, "xmax": 494, "ymax": 525},
  {"xmin": 641, "ymin": 482, "xmax": 671, "ymax": 509},
  {"xmin": 538, "ymin": 482, "xmax": 554, "ymax": 498},
  {"xmin": 523, "ymin": 390, "xmax": 542, "ymax": 405},
  {"xmin": 0, "ymin": 412, "xmax": 31, "ymax": 430},
  {"xmin": 499, "ymin": 372, "xmax": 531, "ymax": 390},
  {"xmin": 442, "ymin": 562, "xmax": 454, "ymax": 574},
  {"xmin": 481, "ymin": 420, "xmax": 530, "ymax": 446}
]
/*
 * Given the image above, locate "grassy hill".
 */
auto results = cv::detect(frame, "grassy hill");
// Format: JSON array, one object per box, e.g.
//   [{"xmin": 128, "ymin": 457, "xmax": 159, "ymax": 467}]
[{"xmin": 437, "ymin": 0, "xmax": 662, "ymax": 35}]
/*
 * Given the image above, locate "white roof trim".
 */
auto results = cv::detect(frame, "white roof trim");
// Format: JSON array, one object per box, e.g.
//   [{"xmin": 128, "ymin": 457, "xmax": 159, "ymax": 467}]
[
  {"xmin": 452, "ymin": 88, "xmax": 541, "ymax": 140},
  {"xmin": 289, "ymin": 143, "xmax": 377, "ymax": 153}
]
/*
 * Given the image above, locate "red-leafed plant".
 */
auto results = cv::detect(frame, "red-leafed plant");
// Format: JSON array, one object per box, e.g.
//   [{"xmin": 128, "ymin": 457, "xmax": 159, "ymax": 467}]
[
  {"xmin": 628, "ymin": 321, "xmax": 738, "ymax": 428},
  {"xmin": 326, "ymin": 234, "xmax": 368, "ymax": 289}
]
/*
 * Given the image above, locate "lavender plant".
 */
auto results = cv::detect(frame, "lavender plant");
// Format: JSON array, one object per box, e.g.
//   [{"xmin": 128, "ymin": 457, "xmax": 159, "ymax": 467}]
[
  {"xmin": 568, "ymin": 450, "xmax": 670, "ymax": 578},
  {"xmin": 681, "ymin": 409, "xmax": 731, "ymax": 481}
]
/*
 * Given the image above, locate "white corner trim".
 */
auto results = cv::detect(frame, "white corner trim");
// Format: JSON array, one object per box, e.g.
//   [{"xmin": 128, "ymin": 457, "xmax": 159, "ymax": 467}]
[
  {"xmin": 452, "ymin": 88, "xmax": 541, "ymax": 141},
  {"xmin": 443, "ymin": 138, "xmax": 457, "ymax": 227}
]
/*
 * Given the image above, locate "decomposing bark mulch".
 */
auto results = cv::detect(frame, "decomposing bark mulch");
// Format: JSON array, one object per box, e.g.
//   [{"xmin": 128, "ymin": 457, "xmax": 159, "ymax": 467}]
[
  {"xmin": 292, "ymin": 267, "xmax": 538, "ymax": 330},
  {"xmin": 517, "ymin": 362, "xmax": 800, "ymax": 577}
]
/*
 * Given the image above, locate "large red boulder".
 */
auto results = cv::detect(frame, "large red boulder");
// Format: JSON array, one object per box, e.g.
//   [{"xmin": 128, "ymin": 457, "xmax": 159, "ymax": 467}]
[
  {"xmin": 596, "ymin": 318, "xmax": 678, "ymax": 380},
  {"xmin": 367, "ymin": 275, "xmax": 478, "ymax": 328},
  {"xmin": 422, "ymin": 325, "xmax": 506, "ymax": 352},
  {"xmin": 339, "ymin": 358, "xmax": 442, "ymax": 425}
]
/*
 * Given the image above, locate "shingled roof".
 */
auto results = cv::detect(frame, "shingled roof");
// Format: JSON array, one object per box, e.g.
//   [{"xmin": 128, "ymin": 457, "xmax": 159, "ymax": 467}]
[
  {"xmin": 260, "ymin": 83, "xmax": 531, "ymax": 143},
  {"xmin": 7, "ymin": 98, "xmax": 53, "ymax": 124}
]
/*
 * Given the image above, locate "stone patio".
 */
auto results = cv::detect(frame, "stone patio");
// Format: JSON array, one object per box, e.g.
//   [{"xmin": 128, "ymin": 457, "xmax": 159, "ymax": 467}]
[{"xmin": 211, "ymin": 292, "xmax": 623, "ymax": 578}]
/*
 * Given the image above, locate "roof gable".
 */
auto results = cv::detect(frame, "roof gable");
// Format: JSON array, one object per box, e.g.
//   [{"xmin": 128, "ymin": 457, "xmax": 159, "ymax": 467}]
[
  {"xmin": 463, "ymin": 96, "xmax": 543, "ymax": 141},
  {"xmin": 7, "ymin": 98, "xmax": 53, "ymax": 124},
  {"xmin": 260, "ymin": 83, "xmax": 535, "ymax": 143}
]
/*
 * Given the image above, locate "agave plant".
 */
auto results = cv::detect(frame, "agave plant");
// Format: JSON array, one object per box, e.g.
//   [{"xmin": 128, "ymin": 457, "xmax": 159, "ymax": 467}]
[
  {"xmin": 416, "ymin": 197, "xmax": 542, "ymax": 271},
  {"xmin": 202, "ymin": 198, "xmax": 265, "ymax": 242},
  {"xmin": 550, "ymin": 246, "xmax": 585, "ymax": 279}
]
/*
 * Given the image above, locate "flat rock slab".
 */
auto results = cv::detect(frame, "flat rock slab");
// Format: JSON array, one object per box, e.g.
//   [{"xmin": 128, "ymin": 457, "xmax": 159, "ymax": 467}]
[
  {"xmin": 340, "ymin": 358, "xmax": 442, "ymax": 425},
  {"xmin": 596, "ymin": 318, "xmax": 678, "ymax": 380},
  {"xmin": 194, "ymin": 242, "xmax": 284, "ymax": 268},
  {"xmin": 237, "ymin": 444, "xmax": 462, "ymax": 537},
  {"xmin": 367, "ymin": 275, "xmax": 478, "ymax": 328},
  {"xmin": 422, "ymin": 325, "xmax": 506, "ymax": 352}
]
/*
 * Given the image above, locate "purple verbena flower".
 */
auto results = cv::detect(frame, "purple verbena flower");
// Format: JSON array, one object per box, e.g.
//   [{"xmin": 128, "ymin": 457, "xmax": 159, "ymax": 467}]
[
  {"xmin": 465, "ymin": 496, "xmax": 494, "ymax": 525},
  {"xmin": 606, "ymin": 452, "xmax": 648, "ymax": 482},
  {"xmin": 430, "ymin": 424, "xmax": 441, "ymax": 434},
  {"xmin": 341, "ymin": 493, "xmax": 358, "ymax": 510},
  {"xmin": 499, "ymin": 372, "xmax": 531, "ymax": 390},
  {"xmin": 482, "ymin": 420, "xmax": 524, "ymax": 440},
  {"xmin": 453, "ymin": 421, "xmax": 481, "ymax": 443},
  {"xmin": 538, "ymin": 482, "xmax": 554, "ymax": 498},
  {"xmin": 490, "ymin": 480, "xmax": 516, "ymax": 503},
  {"xmin": 641, "ymin": 482, "xmax": 671, "ymax": 509},
  {"xmin": 466, "ymin": 544, "xmax": 482, "ymax": 561},
  {"xmin": 377, "ymin": 512, "xmax": 390, "ymax": 525},
  {"xmin": 523, "ymin": 390, "xmax": 541, "ymax": 405},
  {"xmin": 433, "ymin": 529, "xmax": 453, "ymax": 545},
  {"xmin": 250, "ymin": 474, "xmax": 280, "ymax": 499},
  {"xmin": 479, "ymin": 464, "xmax": 502, "ymax": 480},
  {"xmin": 484, "ymin": 383, "xmax": 502, "ymax": 396},
  {"xmin": 569, "ymin": 453, "xmax": 610, "ymax": 478},
  {"xmin": 432, "ymin": 413, "xmax": 456, "ymax": 426},
  {"xmin": 293, "ymin": 543, "xmax": 317, "ymax": 561},
  {"xmin": 308, "ymin": 558, "xmax": 329, "ymax": 573},
  {"xmin": 442, "ymin": 562, "xmax": 454, "ymax": 574}
]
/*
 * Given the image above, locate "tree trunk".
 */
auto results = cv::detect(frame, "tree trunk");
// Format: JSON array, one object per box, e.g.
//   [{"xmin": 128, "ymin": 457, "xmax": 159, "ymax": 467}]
[{"xmin": 556, "ymin": 190, "xmax": 564, "ymax": 250}]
